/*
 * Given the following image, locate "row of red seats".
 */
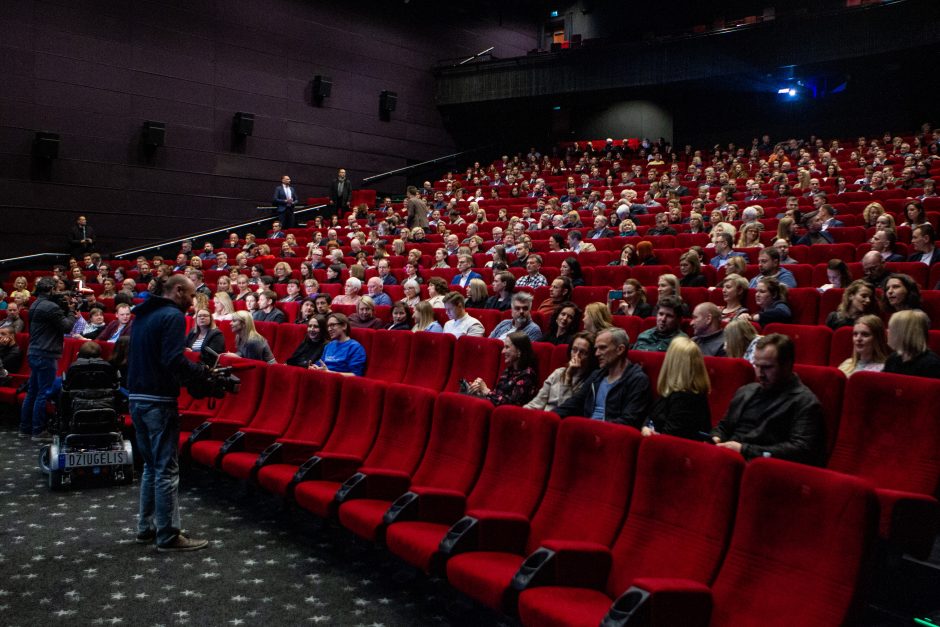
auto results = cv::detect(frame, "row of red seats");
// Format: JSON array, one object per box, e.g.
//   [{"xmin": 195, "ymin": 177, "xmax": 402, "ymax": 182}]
[{"xmin": 175, "ymin": 360, "xmax": 939, "ymax": 625}]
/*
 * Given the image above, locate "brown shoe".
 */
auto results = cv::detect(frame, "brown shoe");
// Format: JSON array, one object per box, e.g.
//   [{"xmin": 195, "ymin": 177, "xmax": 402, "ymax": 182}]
[{"xmin": 156, "ymin": 533, "xmax": 208, "ymax": 552}]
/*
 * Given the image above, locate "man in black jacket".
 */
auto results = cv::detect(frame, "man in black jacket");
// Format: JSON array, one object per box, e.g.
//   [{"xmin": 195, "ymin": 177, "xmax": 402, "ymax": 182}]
[
  {"xmin": 20, "ymin": 277, "xmax": 77, "ymax": 440},
  {"xmin": 67, "ymin": 215, "xmax": 96, "ymax": 259},
  {"xmin": 712, "ymin": 334, "xmax": 824, "ymax": 465},
  {"xmin": 555, "ymin": 327, "xmax": 651, "ymax": 427},
  {"xmin": 328, "ymin": 167, "xmax": 351, "ymax": 220}
]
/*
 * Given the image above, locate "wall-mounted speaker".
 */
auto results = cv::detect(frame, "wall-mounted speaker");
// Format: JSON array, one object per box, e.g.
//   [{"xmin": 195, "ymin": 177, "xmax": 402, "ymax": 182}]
[
  {"xmin": 233, "ymin": 112, "xmax": 254, "ymax": 136},
  {"xmin": 33, "ymin": 131, "xmax": 60, "ymax": 159},
  {"xmin": 142, "ymin": 121, "xmax": 166, "ymax": 147},
  {"xmin": 380, "ymin": 90, "xmax": 397, "ymax": 113},
  {"xmin": 313, "ymin": 75, "xmax": 332, "ymax": 100}
]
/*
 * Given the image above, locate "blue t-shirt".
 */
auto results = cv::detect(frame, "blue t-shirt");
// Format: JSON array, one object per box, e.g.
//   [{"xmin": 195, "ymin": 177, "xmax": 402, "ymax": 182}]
[
  {"xmin": 322, "ymin": 338, "xmax": 367, "ymax": 376},
  {"xmin": 591, "ymin": 378, "xmax": 614, "ymax": 420}
]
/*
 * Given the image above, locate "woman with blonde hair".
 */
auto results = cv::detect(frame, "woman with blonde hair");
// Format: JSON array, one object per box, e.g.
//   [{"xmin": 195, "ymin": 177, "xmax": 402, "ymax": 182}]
[
  {"xmin": 212, "ymin": 292, "xmax": 235, "ymax": 322},
  {"xmin": 226, "ymin": 310, "xmax": 276, "ymax": 363},
  {"xmin": 776, "ymin": 217, "xmax": 798, "ymax": 244},
  {"xmin": 724, "ymin": 318, "xmax": 761, "ymax": 363},
  {"xmin": 875, "ymin": 213, "xmax": 896, "ymax": 231},
  {"xmin": 720, "ymin": 274, "xmax": 749, "ymax": 322},
  {"xmin": 583, "ymin": 302, "xmax": 614, "ymax": 334},
  {"xmin": 884, "ymin": 310, "xmax": 940, "ymax": 378},
  {"xmin": 736, "ymin": 223, "xmax": 763, "ymax": 249},
  {"xmin": 273, "ymin": 261, "xmax": 292, "ymax": 284},
  {"xmin": 657, "ymin": 273, "xmax": 681, "ymax": 300},
  {"xmin": 392, "ymin": 239, "xmax": 406, "ymax": 256},
  {"xmin": 11, "ymin": 275, "xmax": 30, "ymax": 301},
  {"xmin": 838, "ymin": 314, "xmax": 889, "ymax": 376},
  {"xmin": 465, "ymin": 278, "xmax": 489, "ymax": 309},
  {"xmin": 862, "ymin": 202, "xmax": 886, "ymax": 228},
  {"xmin": 185, "ymin": 308, "xmax": 225, "ymax": 361},
  {"xmin": 826, "ymin": 280, "xmax": 879, "ymax": 329},
  {"xmin": 642, "ymin": 337, "xmax": 712, "ymax": 440},
  {"xmin": 411, "ymin": 300, "xmax": 443, "ymax": 333}
]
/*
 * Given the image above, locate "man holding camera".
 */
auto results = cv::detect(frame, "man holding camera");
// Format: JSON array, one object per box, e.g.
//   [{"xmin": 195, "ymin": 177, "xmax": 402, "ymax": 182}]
[
  {"xmin": 129, "ymin": 275, "xmax": 210, "ymax": 552},
  {"xmin": 20, "ymin": 277, "xmax": 77, "ymax": 441}
]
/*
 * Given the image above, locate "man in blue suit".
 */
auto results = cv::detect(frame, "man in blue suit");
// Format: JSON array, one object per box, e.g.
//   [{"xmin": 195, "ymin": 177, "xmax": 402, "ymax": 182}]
[{"xmin": 273, "ymin": 175, "xmax": 298, "ymax": 228}]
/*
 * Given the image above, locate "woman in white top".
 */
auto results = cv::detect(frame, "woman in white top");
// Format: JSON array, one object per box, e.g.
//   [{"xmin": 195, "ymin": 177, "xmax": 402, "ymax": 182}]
[
  {"xmin": 212, "ymin": 292, "xmax": 235, "ymax": 322},
  {"xmin": 525, "ymin": 333, "xmax": 596, "ymax": 413},
  {"xmin": 838, "ymin": 314, "xmax": 888, "ymax": 376}
]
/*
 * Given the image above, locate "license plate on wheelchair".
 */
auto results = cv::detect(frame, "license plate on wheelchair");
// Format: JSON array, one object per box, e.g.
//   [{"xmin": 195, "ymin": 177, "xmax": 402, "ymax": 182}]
[{"xmin": 62, "ymin": 451, "xmax": 127, "ymax": 468}]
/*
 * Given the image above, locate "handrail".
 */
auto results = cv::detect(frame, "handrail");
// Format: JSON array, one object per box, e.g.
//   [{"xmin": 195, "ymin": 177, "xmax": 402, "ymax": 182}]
[
  {"xmin": 0, "ymin": 252, "xmax": 70, "ymax": 271},
  {"xmin": 111, "ymin": 203, "xmax": 328, "ymax": 259},
  {"xmin": 361, "ymin": 146, "xmax": 495, "ymax": 185}
]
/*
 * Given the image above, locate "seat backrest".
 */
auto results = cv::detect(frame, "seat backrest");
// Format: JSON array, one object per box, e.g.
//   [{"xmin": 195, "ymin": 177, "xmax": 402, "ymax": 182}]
[
  {"xmin": 792, "ymin": 364, "xmax": 845, "ymax": 458},
  {"xmin": 444, "ymin": 335, "xmax": 504, "ymax": 392},
  {"xmin": 244, "ymin": 364, "xmax": 302, "ymax": 434},
  {"xmin": 272, "ymin": 323, "xmax": 308, "ymax": 364},
  {"xmin": 704, "ymin": 356, "xmax": 754, "ymax": 426},
  {"xmin": 208, "ymin": 357, "xmax": 267, "ymax": 426},
  {"xmin": 409, "ymin": 392, "xmax": 491, "ymax": 493},
  {"xmin": 465, "ymin": 407, "xmax": 559, "ymax": 517},
  {"xmin": 401, "ymin": 332, "xmax": 454, "ymax": 391},
  {"xmin": 277, "ymin": 369, "xmax": 344, "ymax": 455},
  {"xmin": 710, "ymin": 459, "xmax": 877, "ymax": 627},
  {"xmin": 764, "ymin": 323, "xmax": 832, "ymax": 366},
  {"xmin": 828, "ymin": 371, "xmax": 940, "ymax": 495},
  {"xmin": 364, "ymin": 330, "xmax": 412, "ymax": 383},
  {"xmin": 360, "ymin": 384, "xmax": 436, "ymax": 475},
  {"xmin": 606, "ymin": 436, "xmax": 745, "ymax": 597},
  {"xmin": 783, "ymin": 289, "xmax": 820, "ymax": 326},
  {"xmin": 828, "ymin": 324, "xmax": 854, "ymax": 366},
  {"xmin": 318, "ymin": 377, "xmax": 386, "ymax": 458},
  {"xmin": 526, "ymin": 418, "xmax": 642, "ymax": 554}
]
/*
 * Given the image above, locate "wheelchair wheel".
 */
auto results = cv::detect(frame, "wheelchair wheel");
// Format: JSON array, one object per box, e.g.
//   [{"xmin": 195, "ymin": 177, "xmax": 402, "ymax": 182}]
[{"xmin": 37, "ymin": 445, "xmax": 52, "ymax": 474}]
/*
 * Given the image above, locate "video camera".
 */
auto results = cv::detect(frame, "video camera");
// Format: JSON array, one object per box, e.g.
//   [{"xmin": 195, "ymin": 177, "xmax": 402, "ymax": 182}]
[
  {"xmin": 49, "ymin": 290, "xmax": 80, "ymax": 315},
  {"xmin": 185, "ymin": 347, "xmax": 241, "ymax": 400}
]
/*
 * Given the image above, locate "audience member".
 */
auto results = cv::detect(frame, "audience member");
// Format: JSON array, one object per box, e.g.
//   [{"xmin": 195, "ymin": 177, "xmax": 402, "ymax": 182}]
[
  {"xmin": 185, "ymin": 309, "xmax": 226, "ymax": 362},
  {"xmin": 690, "ymin": 302, "xmax": 726, "ymax": 356},
  {"xmin": 642, "ymin": 337, "xmax": 712, "ymax": 440},
  {"xmin": 286, "ymin": 315, "xmax": 329, "ymax": 368},
  {"xmin": 227, "ymin": 311, "xmax": 276, "ymax": 364},
  {"xmin": 869, "ymin": 229, "xmax": 905, "ymax": 262},
  {"xmin": 442, "ymin": 292, "xmax": 484, "ymax": 337},
  {"xmin": 908, "ymin": 224, "xmax": 940, "ymax": 265},
  {"xmin": 633, "ymin": 295, "xmax": 687, "ymax": 352},
  {"xmin": 537, "ymin": 277, "xmax": 573, "ymax": 316},
  {"xmin": 99, "ymin": 303, "xmax": 134, "ymax": 343},
  {"xmin": 745, "ymin": 277, "xmax": 792, "ymax": 325},
  {"xmin": 252, "ymin": 290, "xmax": 287, "ymax": 323},
  {"xmin": 583, "ymin": 302, "xmax": 614, "ymax": 334},
  {"xmin": 464, "ymin": 279, "xmax": 489, "ymax": 309},
  {"xmin": 678, "ymin": 251, "xmax": 707, "ymax": 287},
  {"xmin": 613, "ymin": 279, "xmax": 652, "ymax": 318},
  {"xmin": 883, "ymin": 273, "xmax": 922, "ymax": 314},
  {"xmin": 724, "ymin": 318, "xmax": 761, "ymax": 363},
  {"xmin": 348, "ymin": 296, "xmax": 384, "ymax": 330},
  {"xmin": 0, "ymin": 302, "xmax": 25, "ymax": 334},
  {"xmin": 825, "ymin": 280, "xmax": 879, "ymax": 329},
  {"xmin": 749, "ymin": 247, "xmax": 797, "ymax": 288},
  {"xmin": 386, "ymin": 302, "xmax": 412, "ymax": 331},
  {"xmin": 0, "ymin": 327, "xmax": 22, "ymax": 385},
  {"xmin": 541, "ymin": 301, "xmax": 581, "ymax": 345},
  {"xmin": 555, "ymin": 327, "xmax": 652, "ymax": 427},
  {"xmin": 467, "ymin": 332, "xmax": 539, "ymax": 407},
  {"xmin": 451, "ymin": 254, "xmax": 483, "ymax": 289},
  {"xmin": 312, "ymin": 313, "xmax": 366, "ymax": 376},
  {"xmin": 425, "ymin": 277, "xmax": 449, "ymax": 308},
  {"xmin": 489, "ymin": 292, "xmax": 542, "ymax": 342},
  {"xmin": 516, "ymin": 254, "xmax": 548, "ymax": 289},
  {"xmin": 712, "ymin": 334, "xmax": 824, "ymax": 465},
  {"xmin": 883, "ymin": 310, "xmax": 940, "ymax": 379},
  {"xmin": 412, "ymin": 301, "xmax": 443, "ymax": 333},
  {"xmin": 526, "ymin": 332, "xmax": 597, "ymax": 412},
  {"xmin": 838, "ymin": 315, "xmax": 889, "ymax": 376},
  {"xmin": 559, "ymin": 256, "xmax": 585, "ymax": 287},
  {"xmin": 333, "ymin": 277, "xmax": 363, "ymax": 307},
  {"xmin": 709, "ymin": 232, "xmax": 748, "ymax": 269}
]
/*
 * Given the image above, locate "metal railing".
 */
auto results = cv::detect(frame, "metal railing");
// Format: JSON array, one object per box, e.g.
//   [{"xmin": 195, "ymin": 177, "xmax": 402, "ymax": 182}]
[{"xmin": 361, "ymin": 146, "xmax": 495, "ymax": 186}]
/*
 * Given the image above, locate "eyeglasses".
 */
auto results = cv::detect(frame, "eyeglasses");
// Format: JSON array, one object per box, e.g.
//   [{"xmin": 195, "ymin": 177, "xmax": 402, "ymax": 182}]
[{"xmin": 326, "ymin": 323, "xmax": 341, "ymax": 328}]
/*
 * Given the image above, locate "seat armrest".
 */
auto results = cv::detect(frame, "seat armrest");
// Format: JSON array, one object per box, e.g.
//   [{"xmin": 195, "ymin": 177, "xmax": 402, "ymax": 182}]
[
  {"xmin": 517, "ymin": 540, "xmax": 611, "ymax": 591},
  {"xmin": 179, "ymin": 410, "xmax": 213, "ymax": 431},
  {"xmin": 217, "ymin": 431, "xmax": 246, "ymax": 459},
  {"xmin": 382, "ymin": 491, "xmax": 420, "ymax": 525},
  {"xmin": 187, "ymin": 421, "xmax": 213, "ymax": 444},
  {"xmin": 254, "ymin": 442, "xmax": 284, "ymax": 469},
  {"xmin": 602, "ymin": 579, "xmax": 711, "ymax": 627}
]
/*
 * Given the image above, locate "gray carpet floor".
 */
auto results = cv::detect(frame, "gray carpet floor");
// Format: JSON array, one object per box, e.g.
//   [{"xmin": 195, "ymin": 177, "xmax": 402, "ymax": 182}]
[{"xmin": 0, "ymin": 424, "xmax": 509, "ymax": 627}]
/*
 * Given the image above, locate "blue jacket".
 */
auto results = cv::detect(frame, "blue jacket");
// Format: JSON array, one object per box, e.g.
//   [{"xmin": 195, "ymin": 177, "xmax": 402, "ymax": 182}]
[{"xmin": 128, "ymin": 294, "xmax": 204, "ymax": 403}]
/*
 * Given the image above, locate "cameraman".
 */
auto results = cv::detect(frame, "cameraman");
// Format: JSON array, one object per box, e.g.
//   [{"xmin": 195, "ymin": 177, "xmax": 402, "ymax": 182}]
[
  {"xmin": 20, "ymin": 277, "xmax": 77, "ymax": 441},
  {"xmin": 128, "ymin": 275, "xmax": 209, "ymax": 552}
]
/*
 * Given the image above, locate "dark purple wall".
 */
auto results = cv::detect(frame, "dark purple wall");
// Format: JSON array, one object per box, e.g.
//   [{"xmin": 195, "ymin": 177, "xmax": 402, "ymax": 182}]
[{"xmin": 0, "ymin": 0, "xmax": 536, "ymax": 257}]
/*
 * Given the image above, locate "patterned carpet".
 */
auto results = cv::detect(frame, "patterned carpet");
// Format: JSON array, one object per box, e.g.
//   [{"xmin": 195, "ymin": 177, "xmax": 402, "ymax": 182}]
[{"xmin": 0, "ymin": 424, "xmax": 509, "ymax": 627}]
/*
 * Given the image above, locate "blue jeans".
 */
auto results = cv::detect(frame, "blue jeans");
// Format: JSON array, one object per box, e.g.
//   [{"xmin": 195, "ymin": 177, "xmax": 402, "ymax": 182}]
[
  {"xmin": 131, "ymin": 399, "xmax": 181, "ymax": 546},
  {"xmin": 20, "ymin": 353, "xmax": 57, "ymax": 435}
]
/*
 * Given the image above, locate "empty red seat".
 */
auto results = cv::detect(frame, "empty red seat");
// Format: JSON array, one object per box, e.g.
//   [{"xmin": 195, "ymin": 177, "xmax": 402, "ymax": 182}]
[
  {"xmin": 827, "ymin": 371, "xmax": 940, "ymax": 559},
  {"xmin": 446, "ymin": 418, "xmax": 641, "ymax": 614},
  {"xmin": 293, "ymin": 383, "xmax": 437, "ymax": 518},
  {"xmin": 190, "ymin": 364, "xmax": 300, "ymax": 469},
  {"xmin": 444, "ymin": 335, "xmax": 504, "ymax": 393},
  {"xmin": 793, "ymin": 364, "xmax": 845, "ymax": 458},
  {"xmin": 517, "ymin": 436, "xmax": 744, "ymax": 627},
  {"xmin": 400, "ymin": 332, "xmax": 454, "ymax": 390},
  {"xmin": 364, "ymin": 330, "xmax": 412, "ymax": 383},
  {"xmin": 252, "ymin": 371, "xmax": 350, "ymax": 496},
  {"xmin": 703, "ymin": 357, "xmax": 755, "ymax": 426},
  {"xmin": 271, "ymin": 322, "xmax": 307, "ymax": 364},
  {"xmin": 623, "ymin": 458, "xmax": 878, "ymax": 627},
  {"xmin": 764, "ymin": 323, "xmax": 832, "ymax": 366},
  {"xmin": 385, "ymin": 406, "xmax": 559, "ymax": 573},
  {"xmin": 336, "ymin": 393, "xmax": 491, "ymax": 543}
]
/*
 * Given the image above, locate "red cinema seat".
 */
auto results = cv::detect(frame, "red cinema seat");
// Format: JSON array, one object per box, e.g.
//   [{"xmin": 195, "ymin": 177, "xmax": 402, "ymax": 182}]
[
  {"xmin": 793, "ymin": 364, "xmax": 845, "ymax": 458},
  {"xmin": 253, "ymin": 320, "xmax": 279, "ymax": 348},
  {"xmin": 364, "ymin": 330, "xmax": 412, "ymax": 383},
  {"xmin": 271, "ymin": 323, "xmax": 308, "ymax": 364},
  {"xmin": 250, "ymin": 371, "xmax": 347, "ymax": 496},
  {"xmin": 400, "ymin": 331, "xmax": 454, "ymax": 390},
  {"xmin": 703, "ymin": 357, "xmax": 754, "ymax": 426},
  {"xmin": 385, "ymin": 407, "xmax": 559, "ymax": 573},
  {"xmin": 517, "ymin": 436, "xmax": 744, "ymax": 627},
  {"xmin": 179, "ymin": 358, "xmax": 267, "ymax": 453},
  {"xmin": 0, "ymin": 333, "xmax": 31, "ymax": 406},
  {"xmin": 293, "ymin": 384, "xmax": 436, "ymax": 518},
  {"xmin": 826, "ymin": 371, "xmax": 940, "ymax": 559},
  {"xmin": 829, "ymin": 325, "xmax": 854, "ymax": 366},
  {"xmin": 623, "ymin": 459, "xmax": 878, "ymax": 627},
  {"xmin": 885, "ymin": 262, "xmax": 929, "ymax": 288},
  {"xmin": 257, "ymin": 375, "xmax": 385, "ymax": 497},
  {"xmin": 571, "ymin": 286, "xmax": 610, "ymax": 310},
  {"xmin": 444, "ymin": 335, "xmax": 504, "ymax": 393},
  {"xmin": 783, "ymin": 288, "xmax": 820, "ymax": 325},
  {"xmin": 336, "ymin": 393, "xmax": 491, "ymax": 543},
  {"xmin": 446, "ymin": 419, "xmax": 641, "ymax": 614},
  {"xmin": 763, "ymin": 323, "xmax": 832, "ymax": 366},
  {"xmin": 190, "ymin": 364, "xmax": 300, "ymax": 470}
]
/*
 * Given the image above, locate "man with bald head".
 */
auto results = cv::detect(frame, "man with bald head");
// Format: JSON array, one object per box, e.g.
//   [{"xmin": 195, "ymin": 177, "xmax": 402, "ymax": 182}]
[
  {"xmin": 861, "ymin": 251, "xmax": 891, "ymax": 290},
  {"xmin": 690, "ymin": 302, "xmax": 726, "ymax": 357}
]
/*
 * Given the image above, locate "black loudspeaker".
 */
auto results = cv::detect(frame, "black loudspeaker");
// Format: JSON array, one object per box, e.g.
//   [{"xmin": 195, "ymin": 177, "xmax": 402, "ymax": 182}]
[
  {"xmin": 233, "ymin": 112, "xmax": 254, "ymax": 136},
  {"xmin": 380, "ymin": 91, "xmax": 397, "ymax": 113},
  {"xmin": 313, "ymin": 75, "xmax": 332, "ymax": 99},
  {"xmin": 34, "ymin": 132, "xmax": 60, "ymax": 159},
  {"xmin": 142, "ymin": 121, "xmax": 166, "ymax": 147}
]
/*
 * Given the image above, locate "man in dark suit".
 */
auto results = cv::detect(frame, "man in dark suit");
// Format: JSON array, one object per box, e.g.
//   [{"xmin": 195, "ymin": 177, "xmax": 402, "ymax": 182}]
[
  {"xmin": 586, "ymin": 215, "xmax": 616, "ymax": 239},
  {"xmin": 67, "ymin": 215, "xmax": 96, "ymax": 259},
  {"xmin": 328, "ymin": 168, "xmax": 351, "ymax": 220},
  {"xmin": 273, "ymin": 175, "xmax": 298, "ymax": 229},
  {"xmin": 908, "ymin": 224, "xmax": 940, "ymax": 265},
  {"xmin": 405, "ymin": 185, "xmax": 428, "ymax": 229}
]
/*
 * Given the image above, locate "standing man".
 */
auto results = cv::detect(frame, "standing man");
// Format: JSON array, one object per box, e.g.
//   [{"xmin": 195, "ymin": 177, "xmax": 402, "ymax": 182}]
[
  {"xmin": 20, "ymin": 277, "xmax": 77, "ymax": 440},
  {"xmin": 67, "ymin": 215, "xmax": 96, "ymax": 259},
  {"xmin": 273, "ymin": 175, "xmax": 298, "ymax": 229},
  {"xmin": 129, "ymin": 275, "xmax": 211, "ymax": 551},
  {"xmin": 328, "ymin": 168, "xmax": 351, "ymax": 220},
  {"xmin": 405, "ymin": 185, "xmax": 429, "ymax": 229}
]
